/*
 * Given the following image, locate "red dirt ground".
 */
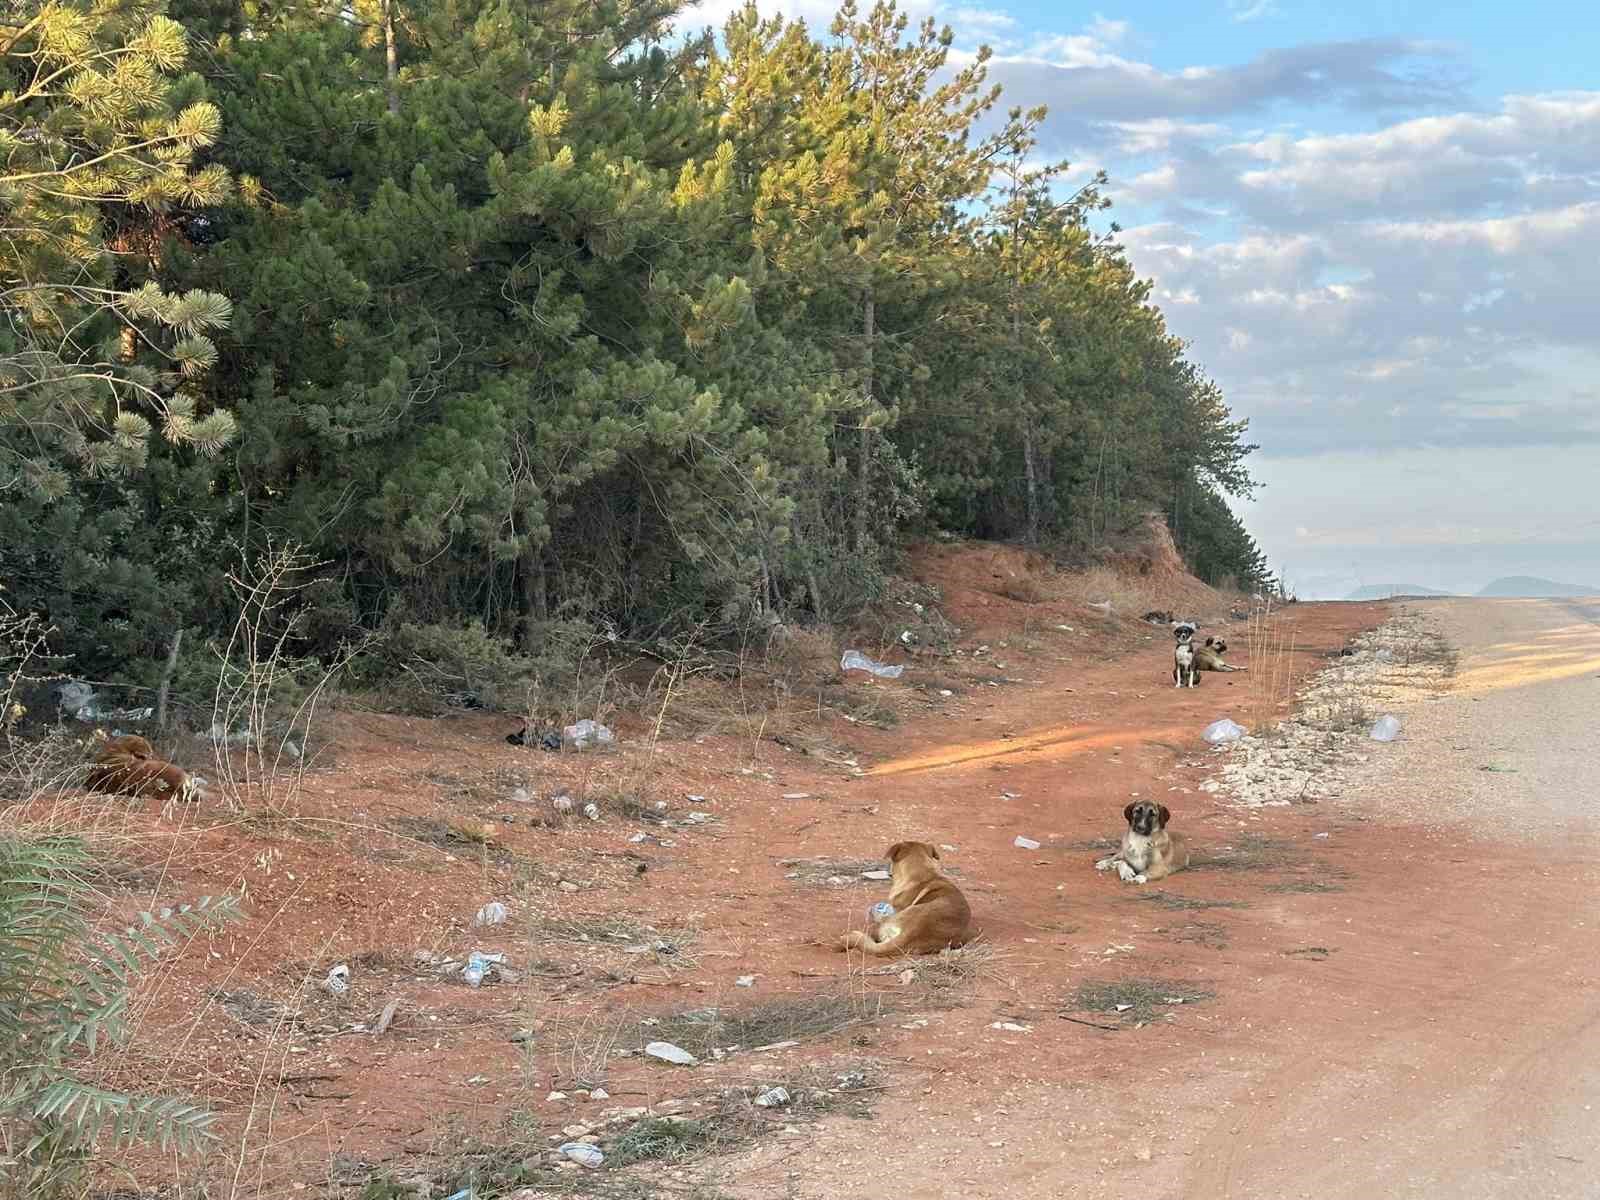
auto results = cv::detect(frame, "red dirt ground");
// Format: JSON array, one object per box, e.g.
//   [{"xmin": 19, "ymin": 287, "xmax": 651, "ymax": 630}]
[{"xmin": 30, "ymin": 554, "xmax": 1411, "ymax": 1198}]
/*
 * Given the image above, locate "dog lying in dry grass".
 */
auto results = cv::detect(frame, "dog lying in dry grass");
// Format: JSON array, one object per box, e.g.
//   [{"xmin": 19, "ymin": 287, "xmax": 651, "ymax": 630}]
[
  {"xmin": 85, "ymin": 734, "xmax": 216, "ymax": 803},
  {"xmin": 837, "ymin": 841, "xmax": 974, "ymax": 957}
]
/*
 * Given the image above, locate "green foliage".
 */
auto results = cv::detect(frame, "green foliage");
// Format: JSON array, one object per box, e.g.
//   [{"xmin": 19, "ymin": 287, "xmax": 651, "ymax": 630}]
[
  {"xmin": 10, "ymin": 0, "xmax": 1269, "ymax": 692},
  {"xmin": 0, "ymin": 836, "xmax": 241, "ymax": 1196},
  {"xmin": 1, "ymin": 0, "xmax": 239, "ymax": 494},
  {"xmin": 1169, "ymin": 481, "xmax": 1275, "ymax": 592}
]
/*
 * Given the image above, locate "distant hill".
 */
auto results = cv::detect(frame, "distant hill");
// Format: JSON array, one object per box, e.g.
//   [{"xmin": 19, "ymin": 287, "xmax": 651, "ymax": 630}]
[
  {"xmin": 1476, "ymin": 576, "xmax": 1597, "ymax": 598},
  {"xmin": 1346, "ymin": 584, "xmax": 1455, "ymax": 600}
]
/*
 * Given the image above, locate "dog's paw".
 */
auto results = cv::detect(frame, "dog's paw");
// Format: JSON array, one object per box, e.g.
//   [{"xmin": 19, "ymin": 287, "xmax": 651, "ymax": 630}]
[
  {"xmin": 1133, "ymin": 873, "xmax": 1148, "ymax": 884},
  {"xmin": 1114, "ymin": 861, "xmax": 1139, "ymax": 883},
  {"xmin": 1094, "ymin": 857, "xmax": 1117, "ymax": 871}
]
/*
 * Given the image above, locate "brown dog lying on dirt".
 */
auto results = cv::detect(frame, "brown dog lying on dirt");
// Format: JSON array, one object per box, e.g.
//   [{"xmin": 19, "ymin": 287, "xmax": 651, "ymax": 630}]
[
  {"xmin": 837, "ymin": 841, "xmax": 974, "ymax": 956},
  {"xmin": 1095, "ymin": 800, "xmax": 1189, "ymax": 884},
  {"xmin": 85, "ymin": 734, "xmax": 215, "ymax": 803}
]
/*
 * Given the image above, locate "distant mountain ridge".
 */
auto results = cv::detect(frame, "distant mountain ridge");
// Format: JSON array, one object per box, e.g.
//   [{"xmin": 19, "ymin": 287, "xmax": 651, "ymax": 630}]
[
  {"xmin": 1476, "ymin": 576, "xmax": 1597, "ymax": 598},
  {"xmin": 1346, "ymin": 584, "xmax": 1455, "ymax": 600}
]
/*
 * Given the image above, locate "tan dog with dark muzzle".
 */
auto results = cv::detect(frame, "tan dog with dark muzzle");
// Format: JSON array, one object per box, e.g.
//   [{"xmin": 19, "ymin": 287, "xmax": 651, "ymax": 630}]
[
  {"xmin": 1095, "ymin": 801, "xmax": 1189, "ymax": 884},
  {"xmin": 837, "ymin": 841, "xmax": 973, "ymax": 956}
]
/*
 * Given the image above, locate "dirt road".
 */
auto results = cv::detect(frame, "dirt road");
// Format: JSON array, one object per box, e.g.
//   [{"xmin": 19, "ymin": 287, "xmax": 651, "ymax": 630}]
[{"xmin": 722, "ymin": 599, "xmax": 1600, "ymax": 1200}]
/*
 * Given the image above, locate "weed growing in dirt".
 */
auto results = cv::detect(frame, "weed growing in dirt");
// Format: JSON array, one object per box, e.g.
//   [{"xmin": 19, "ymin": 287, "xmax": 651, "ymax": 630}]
[
  {"xmin": 1129, "ymin": 891, "xmax": 1248, "ymax": 911},
  {"xmin": 609, "ymin": 1069, "xmax": 877, "ymax": 1166},
  {"xmin": 1283, "ymin": 946, "xmax": 1336, "ymax": 960},
  {"xmin": 1191, "ymin": 833, "xmax": 1302, "ymax": 872},
  {"xmin": 1160, "ymin": 921, "xmax": 1230, "ymax": 950},
  {"xmin": 1070, "ymin": 978, "xmax": 1215, "ymax": 1025},
  {"xmin": 780, "ymin": 856, "xmax": 887, "ymax": 886},
  {"xmin": 363, "ymin": 1068, "xmax": 878, "ymax": 1199},
  {"xmin": 1264, "ymin": 880, "xmax": 1346, "ymax": 895},
  {"xmin": 640, "ymin": 994, "xmax": 885, "ymax": 1059}
]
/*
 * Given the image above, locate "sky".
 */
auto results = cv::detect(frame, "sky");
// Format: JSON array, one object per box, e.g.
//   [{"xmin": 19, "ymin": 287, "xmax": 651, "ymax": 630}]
[{"xmin": 682, "ymin": 0, "xmax": 1600, "ymax": 599}]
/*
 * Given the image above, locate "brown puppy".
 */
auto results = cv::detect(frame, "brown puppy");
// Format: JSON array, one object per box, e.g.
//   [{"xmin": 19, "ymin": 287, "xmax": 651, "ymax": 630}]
[
  {"xmin": 837, "ymin": 841, "xmax": 973, "ymax": 957},
  {"xmin": 1194, "ymin": 635, "xmax": 1246, "ymax": 674},
  {"xmin": 1095, "ymin": 801, "xmax": 1189, "ymax": 884},
  {"xmin": 85, "ymin": 734, "xmax": 214, "ymax": 803}
]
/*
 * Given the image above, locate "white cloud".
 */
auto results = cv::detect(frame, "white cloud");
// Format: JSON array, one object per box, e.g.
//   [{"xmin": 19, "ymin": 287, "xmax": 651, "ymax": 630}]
[{"xmin": 1227, "ymin": 0, "xmax": 1278, "ymax": 22}]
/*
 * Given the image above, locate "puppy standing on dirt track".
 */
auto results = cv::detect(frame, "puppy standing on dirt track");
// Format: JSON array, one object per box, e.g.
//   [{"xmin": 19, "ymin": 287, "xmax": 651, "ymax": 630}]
[
  {"xmin": 837, "ymin": 841, "xmax": 974, "ymax": 957},
  {"xmin": 1172, "ymin": 620, "xmax": 1199, "ymax": 688},
  {"xmin": 1096, "ymin": 801, "xmax": 1190, "ymax": 884}
]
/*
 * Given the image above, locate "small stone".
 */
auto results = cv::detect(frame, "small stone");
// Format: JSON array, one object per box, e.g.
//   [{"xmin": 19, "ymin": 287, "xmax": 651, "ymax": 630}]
[
  {"xmin": 644, "ymin": 1041, "xmax": 698, "ymax": 1066},
  {"xmin": 558, "ymin": 880, "xmax": 580, "ymax": 893},
  {"xmin": 562, "ymin": 1123, "xmax": 593, "ymax": 1138},
  {"xmin": 781, "ymin": 792, "xmax": 810, "ymax": 800},
  {"xmin": 589, "ymin": 1088, "xmax": 610, "ymax": 1101},
  {"xmin": 736, "ymin": 975, "xmax": 756, "ymax": 988},
  {"xmin": 861, "ymin": 869, "xmax": 890, "ymax": 881},
  {"xmin": 547, "ymin": 1091, "xmax": 569, "ymax": 1102}
]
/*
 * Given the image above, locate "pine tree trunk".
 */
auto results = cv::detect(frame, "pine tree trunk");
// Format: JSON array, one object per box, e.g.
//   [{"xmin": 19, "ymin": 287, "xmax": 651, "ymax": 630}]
[
  {"xmin": 1023, "ymin": 423, "xmax": 1040, "ymax": 545},
  {"xmin": 382, "ymin": 0, "xmax": 400, "ymax": 116},
  {"xmin": 854, "ymin": 288, "xmax": 875, "ymax": 553},
  {"xmin": 156, "ymin": 628, "xmax": 182, "ymax": 729}
]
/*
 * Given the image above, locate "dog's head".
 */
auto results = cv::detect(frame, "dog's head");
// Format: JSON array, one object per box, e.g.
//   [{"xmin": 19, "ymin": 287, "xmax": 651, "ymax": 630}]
[
  {"xmin": 1171, "ymin": 621, "xmax": 1197, "ymax": 644},
  {"xmin": 1122, "ymin": 801, "xmax": 1171, "ymax": 836},
  {"xmin": 1206, "ymin": 636, "xmax": 1228, "ymax": 654},
  {"xmin": 885, "ymin": 841, "xmax": 941, "ymax": 873}
]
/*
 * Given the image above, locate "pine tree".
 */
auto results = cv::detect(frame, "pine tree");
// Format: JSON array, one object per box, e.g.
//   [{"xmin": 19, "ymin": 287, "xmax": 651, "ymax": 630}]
[{"xmin": 1, "ymin": 0, "xmax": 237, "ymax": 497}]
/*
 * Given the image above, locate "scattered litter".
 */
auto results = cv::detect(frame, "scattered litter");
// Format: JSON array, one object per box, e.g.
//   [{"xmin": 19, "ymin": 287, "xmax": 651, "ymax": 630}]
[
  {"xmin": 685, "ymin": 794, "xmax": 705, "ymax": 804},
  {"xmin": 461, "ymin": 951, "xmax": 504, "ymax": 988},
  {"xmin": 552, "ymin": 794, "xmax": 575, "ymax": 813},
  {"xmin": 589, "ymin": 1088, "xmax": 610, "ymax": 1100},
  {"xmin": 1369, "ymin": 714, "xmax": 1402, "ymax": 742},
  {"xmin": 1087, "ymin": 600, "xmax": 1113, "ymax": 614},
  {"xmin": 755, "ymin": 1086, "xmax": 791, "ymax": 1108},
  {"xmin": 869, "ymin": 901, "xmax": 895, "ymax": 922},
  {"xmin": 1055, "ymin": 624, "xmax": 1074, "ymax": 632},
  {"xmin": 1114, "ymin": 1003, "xmax": 1132, "ymax": 1012},
  {"xmin": 644, "ymin": 1041, "xmax": 699, "ymax": 1066},
  {"xmin": 1480, "ymin": 763, "xmax": 1518, "ymax": 773},
  {"xmin": 841, "ymin": 650, "xmax": 905, "ymax": 679},
  {"xmin": 557, "ymin": 880, "xmax": 579, "ymax": 894},
  {"xmin": 1202, "ymin": 718, "xmax": 1247, "ymax": 744},
  {"xmin": 629, "ymin": 832, "xmax": 651, "ymax": 843},
  {"xmin": 558, "ymin": 1143, "xmax": 604, "ymax": 1168},
  {"xmin": 1376, "ymin": 648, "xmax": 1394, "ymax": 662},
  {"xmin": 510, "ymin": 787, "xmax": 532, "ymax": 804},
  {"xmin": 1000, "ymin": 790, "xmax": 1020, "ymax": 800},
  {"xmin": 443, "ymin": 1190, "xmax": 472, "ymax": 1200},
  {"xmin": 991, "ymin": 1022, "xmax": 1031, "ymax": 1032},
  {"xmin": 1313, "ymin": 832, "xmax": 1330, "ymax": 840},
  {"xmin": 900, "ymin": 629, "xmax": 916, "ymax": 645},
  {"xmin": 782, "ymin": 792, "xmax": 811, "ymax": 800},
  {"xmin": 563, "ymin": 719, "xmax": 615, "ymax": 750},
  {"xmin": 546, "ymin": 1091, "xmax": 568, "ymax": 1102},
  {"xmin": 1013, "ymin": 836, "xmax": 1041, "ymax": 851},
  {"xmin": 826, "ymin": 875, "xmax": 849, "ymax": 886},
  {"xmin": 583, "ymin": 802, "xmax": 600, "ymax": 821},
  {"xmin": 322, "ymin": 964, "xmax": 350, "ymax": 996},
  {"xmin": 939, "ymin": 689, "xmax": 954, "ymax": 697},
  {"xmin": 861, "ymin": 869, "xmax": 890, "ymax": 881},
  {"xmin": 736, "ymin": 975, "xmax": 757, "ymax": 988},
  {"xmin": 753, "ymin": 1039, "xmax": 799, "ymax": 1052},
  {"xmin": 473, "ymin": 901, "xmax": 509, "ymax": 927}
]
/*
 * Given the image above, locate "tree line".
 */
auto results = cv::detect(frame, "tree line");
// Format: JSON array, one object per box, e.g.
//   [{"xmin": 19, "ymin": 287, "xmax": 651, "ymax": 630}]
[{"xmin": 2, "ymin": 0, "xmax": 1273, "ymax": 699}]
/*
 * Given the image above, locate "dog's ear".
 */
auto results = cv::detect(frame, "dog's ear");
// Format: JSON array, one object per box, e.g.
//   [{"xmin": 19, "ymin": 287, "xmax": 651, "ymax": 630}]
[
  {"xmin": 1123, "ymin": 803, "xmax": 1136, "ymax": 824},
  {"xmin": 885, "ymin": 841, "xmax": 911, "ymax": 863},
  {"xmin": 924, "ymin": 841, "xmax": 941, "ymax": 861},
  {"xmin": 1157, "ymin": 805, "xmax": 1171, "ymax": 828},
  {"xmin": 1204, "ymin": 636, "xmax": 1215, "ymax": 647}
]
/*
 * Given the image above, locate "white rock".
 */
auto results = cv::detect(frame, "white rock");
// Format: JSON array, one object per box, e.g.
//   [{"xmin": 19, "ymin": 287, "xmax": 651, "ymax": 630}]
[{"xmin": 644, "ymin": 1041, "xmax": 698, "ymax": 1066}]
